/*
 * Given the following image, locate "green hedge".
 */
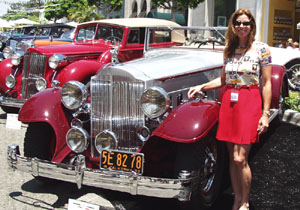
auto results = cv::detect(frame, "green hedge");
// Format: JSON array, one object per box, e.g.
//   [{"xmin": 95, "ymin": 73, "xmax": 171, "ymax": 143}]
[{"xmin": 285, "ymin": 91, "xmax": 300, "ymax": 112}]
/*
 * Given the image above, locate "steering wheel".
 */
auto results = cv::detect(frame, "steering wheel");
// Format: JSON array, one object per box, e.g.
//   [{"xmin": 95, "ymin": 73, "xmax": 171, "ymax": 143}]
[
  {"xmin": 105, "ymin": 36, "xmax": 122, "ymax": 42},
  {"xmin": 197, "ymin": 39, "xmax": 225, "ymax": 49}
]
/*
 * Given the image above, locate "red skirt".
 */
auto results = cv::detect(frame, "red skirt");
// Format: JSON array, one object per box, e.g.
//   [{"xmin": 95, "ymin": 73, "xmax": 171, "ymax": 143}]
[{"xmin": 216, "ymin": 86, "xmax": 262, "ymax": 144}]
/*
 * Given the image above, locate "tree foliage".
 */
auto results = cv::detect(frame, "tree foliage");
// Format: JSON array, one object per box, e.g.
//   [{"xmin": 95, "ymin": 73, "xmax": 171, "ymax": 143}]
[
  {"xmin": 68, "ymin": 1, "xmax": 102, "ymax": 23},
  {"xmin": 100, "ymin": 0, "xmax": 123, "ymax": 19},
  {"xmin": 151, "ymin": 0, "xmax": 205, "ymax": 22}
]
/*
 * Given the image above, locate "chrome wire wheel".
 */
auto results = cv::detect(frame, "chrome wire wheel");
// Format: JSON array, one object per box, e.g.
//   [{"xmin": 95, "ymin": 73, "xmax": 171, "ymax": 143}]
[
  {"xmin": 200, "ymin": 141, "xmax": 217, "ymax": 193},
  {"xmin": 288, "ymin": 64, "xmax": 300, "ymax": 91}
]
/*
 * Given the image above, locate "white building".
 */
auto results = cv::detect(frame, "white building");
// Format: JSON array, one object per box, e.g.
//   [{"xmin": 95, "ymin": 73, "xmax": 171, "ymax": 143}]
[{"xmin": 123, "ymin": 0, "xmax": 300, "ymax": 46}]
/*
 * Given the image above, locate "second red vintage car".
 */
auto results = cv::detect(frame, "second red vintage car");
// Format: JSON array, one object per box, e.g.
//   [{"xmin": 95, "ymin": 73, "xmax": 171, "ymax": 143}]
[{"xmin": 0, "ymin": 18, "xmax": 180, "ymax": 113}]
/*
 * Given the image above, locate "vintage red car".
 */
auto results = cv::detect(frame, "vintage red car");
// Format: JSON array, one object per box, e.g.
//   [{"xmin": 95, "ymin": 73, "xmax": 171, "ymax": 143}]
[
  {"xmin": 7, "ymin": 26, "xmax": 290, "ymax": 209},
  {"xmin": 0, "ymin": 18, "xmax": 180, "ymax": 113}
]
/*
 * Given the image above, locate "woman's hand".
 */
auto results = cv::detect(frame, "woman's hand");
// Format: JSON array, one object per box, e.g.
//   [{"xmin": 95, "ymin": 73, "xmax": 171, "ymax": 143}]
[
  {"xmin": 188, "ymin": 84, "xmax": 204, "ymax": 99},
  {"xmin": 257, "ymin": 114, "xmax": 269, "ymax": 135}
]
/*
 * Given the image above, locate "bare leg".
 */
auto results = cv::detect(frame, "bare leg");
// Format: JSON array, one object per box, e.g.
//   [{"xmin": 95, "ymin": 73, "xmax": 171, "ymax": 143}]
[
  {"xmin": 232, "ymin": 144, "xmax": 252, "ymax": 210},
  {"xmin": 226, "ymin": 142, "xmax": 242, "ymax": 210}
]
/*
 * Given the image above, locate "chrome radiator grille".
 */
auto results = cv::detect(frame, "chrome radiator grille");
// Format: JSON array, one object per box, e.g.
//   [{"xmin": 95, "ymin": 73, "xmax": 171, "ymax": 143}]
[
  {"xmin": 91, "ymin": 75, "xmax": 145, "ymax": 152},
  {"xmin": 21, "ymin": 52, "xmax": 47, "ymax": 98}
]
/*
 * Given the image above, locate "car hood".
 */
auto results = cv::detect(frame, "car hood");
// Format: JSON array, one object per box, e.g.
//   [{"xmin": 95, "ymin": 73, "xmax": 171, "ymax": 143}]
[
  {"xmin": 270, "ymin": 47, "xmax": 300, "ymax": 66},
  {"xmin": 28, "ymin": 42, "xmax": 112, "ymax": 55},
  {"xmin": 101, "ymin": 48, "xmax": 224, "ymax": 81}
]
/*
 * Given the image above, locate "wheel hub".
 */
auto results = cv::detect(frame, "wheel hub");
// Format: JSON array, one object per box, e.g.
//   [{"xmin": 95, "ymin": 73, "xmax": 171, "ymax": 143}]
[{"xmin": 201, "ymin": 145, "xmax": 217, "ymax": 192}]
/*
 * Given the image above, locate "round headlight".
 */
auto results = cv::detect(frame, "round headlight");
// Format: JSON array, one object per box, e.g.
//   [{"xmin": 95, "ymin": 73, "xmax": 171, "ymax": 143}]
[
  {"xmin": 35, "ymin": 77, "xmax": 47, "ymax": 92},
  {"xmin": 3, "ymin": 46, "xmax": 13, "ymax": 59},
  {"xmin": 66, "ymin": 127, "xmax": 88, "ymax": 153},
  {"xmin": 11, "ymin": 52, "xmax": 23, "ymax": 66},
  {"xmin": 5, "ymin": 74, "xmax": 16, "ymax": 89},
  {"xmin": 61, "ymin": 81, "xmax": 88, "ymax": 110},
  {"xmin": 49, "ymin": 54, "xmax": 66, "ymax": 69},
  {"xmin": 140, "ymin": 86, "xmax": 170, "ymax": 119},
  {"xmin": 95, "ymin": 130, "xmax": 118, "ymax": 153}
]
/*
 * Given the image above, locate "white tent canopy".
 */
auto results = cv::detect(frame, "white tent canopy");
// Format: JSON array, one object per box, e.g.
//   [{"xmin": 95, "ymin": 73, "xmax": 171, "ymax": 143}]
[
  {"xmin": 11, "ymin": 18, "xmax": 39, "ymax": 26},
  {"xmin": 0, "ymin": 18, "xmax": 13, "ymax": 28}
]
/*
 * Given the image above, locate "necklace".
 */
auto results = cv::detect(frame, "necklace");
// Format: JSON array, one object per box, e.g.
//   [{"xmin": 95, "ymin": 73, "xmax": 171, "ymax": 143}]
[{"xmin": 237, "ymin": 45, "xmax": 246, "ymax": 49}]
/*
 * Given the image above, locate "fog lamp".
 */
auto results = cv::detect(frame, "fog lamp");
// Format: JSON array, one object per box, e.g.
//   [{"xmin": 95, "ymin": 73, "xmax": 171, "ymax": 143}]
[
  {"xmin": 35, "ymin": 77, "xmax": 47, "ymax": 92},
  {"xmin": 95, "ymin": 130, "xmax": 118, "ymax": 153},
  {"xmin": 5, "ymin": 74, "xmax": 16, "ymax": 89},
  {"xmin": 66, "ymin": 127, "xmax": 88, "ymax": 153}
]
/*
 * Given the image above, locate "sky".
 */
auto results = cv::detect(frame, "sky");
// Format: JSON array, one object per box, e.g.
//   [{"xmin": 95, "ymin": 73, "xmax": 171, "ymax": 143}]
[
  {"xmin": 0, "ymin": 3, "xmax": 10, "ymax": 16},
  {"xmin": 0, "ymin": 0, "xmax": 29, "ymax": 17}
]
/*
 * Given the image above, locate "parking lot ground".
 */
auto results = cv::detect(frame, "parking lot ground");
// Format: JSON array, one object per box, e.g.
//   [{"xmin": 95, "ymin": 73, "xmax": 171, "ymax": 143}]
[{"xmin": 0, "ymin": 109, "xmax": 300, "ymax": 210}]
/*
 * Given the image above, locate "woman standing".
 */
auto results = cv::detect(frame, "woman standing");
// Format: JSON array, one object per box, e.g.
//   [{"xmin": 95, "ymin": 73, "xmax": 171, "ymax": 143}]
[{"xmin": 188, "ymin": 9, "xmax": 272, "ymax": 210}]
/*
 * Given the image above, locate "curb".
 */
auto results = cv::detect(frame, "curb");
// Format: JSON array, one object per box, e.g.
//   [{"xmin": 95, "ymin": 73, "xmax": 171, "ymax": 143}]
[{"xmin": 282, "ymin": 109, "xmax": 300, "ymax": 127}]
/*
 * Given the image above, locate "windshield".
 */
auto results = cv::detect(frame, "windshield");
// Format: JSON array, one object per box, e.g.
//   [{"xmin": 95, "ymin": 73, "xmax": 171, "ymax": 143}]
[
  {"xmin": 145, "ymin": 26, "xmax": 227, "ymax": 51},
  {"xmin": 95, "ymin": 25, "xmax": 124, "ymax": 42},
  {"xmin": 76, "ymin": 25, "xmax": 96, "ymax": 41},
  {"xmin": 60, "ymin": 28, "xmax": 75, "ymax": 40}
]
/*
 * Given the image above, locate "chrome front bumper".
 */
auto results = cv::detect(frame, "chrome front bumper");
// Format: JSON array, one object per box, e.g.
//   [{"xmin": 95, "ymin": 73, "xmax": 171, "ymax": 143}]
[
  {"xmin": 7, "ymin": 144, "xmax": 192, "ymax": 201},
  {"xmin": 0, "ymin": 96, "xmax": 25, "ymax": 108}
]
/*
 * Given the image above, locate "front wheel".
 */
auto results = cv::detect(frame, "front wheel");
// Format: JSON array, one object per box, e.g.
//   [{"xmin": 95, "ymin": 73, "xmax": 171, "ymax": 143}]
[
  {"xmin": 287, "ymin": 64, "xmax": 300, "ymax": 91},
  {"xmin": 174, "ymin": 134, "xmax": 226, "ymax": 209}
]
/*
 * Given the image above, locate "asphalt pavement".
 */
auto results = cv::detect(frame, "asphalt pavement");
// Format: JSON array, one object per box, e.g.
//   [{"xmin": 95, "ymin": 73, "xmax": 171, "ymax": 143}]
[{"xmin": 0, "ymin": 109, "xmax": 299, "ymax": 210}]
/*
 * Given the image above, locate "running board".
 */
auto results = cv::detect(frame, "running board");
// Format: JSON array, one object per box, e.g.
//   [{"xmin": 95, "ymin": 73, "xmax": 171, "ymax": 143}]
[{"xmin": 269, "ymin": 108, "xmax": 279, "ymax": 123}]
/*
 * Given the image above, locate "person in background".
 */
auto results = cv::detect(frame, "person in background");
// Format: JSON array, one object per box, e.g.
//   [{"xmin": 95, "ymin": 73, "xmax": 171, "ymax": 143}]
[
  {"xmin": 188, "ymin": 9, "xmax": 272, "ymax": 210},
  {"xmin": 293, "ymin": 41, "xmax": 299, "ymax": 49},
  {"xmin": 286, "ymin": 38, "xmax": 294, "ymax": 49}
]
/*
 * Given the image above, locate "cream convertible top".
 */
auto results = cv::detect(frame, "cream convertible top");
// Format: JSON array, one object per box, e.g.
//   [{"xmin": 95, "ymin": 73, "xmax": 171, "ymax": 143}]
[{"xmin": 78, "ymin": 18, "xmax": 181, "ymax": 28}]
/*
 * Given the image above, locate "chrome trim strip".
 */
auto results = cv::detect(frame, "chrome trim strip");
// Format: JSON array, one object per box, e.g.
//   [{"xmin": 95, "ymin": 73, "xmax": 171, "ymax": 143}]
[
  {"xmin": 0, "ymin": 96, "xmax": 26, "ymax": 108},
  {"xmin": 7, "ymin": 144, "xmax": 192, "ymax": 201}
]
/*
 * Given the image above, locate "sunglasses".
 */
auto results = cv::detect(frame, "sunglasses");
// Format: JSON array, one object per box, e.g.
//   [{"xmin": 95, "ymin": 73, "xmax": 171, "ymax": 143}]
[{"xmin": 233, "ymin": 21, "xmax": 251, "ymax": 26}]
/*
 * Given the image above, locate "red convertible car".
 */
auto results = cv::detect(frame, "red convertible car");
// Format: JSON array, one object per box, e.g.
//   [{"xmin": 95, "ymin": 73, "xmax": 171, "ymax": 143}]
[{"xmin": 0, "ymin": 18, "xmax": 180, "ymax": 113}]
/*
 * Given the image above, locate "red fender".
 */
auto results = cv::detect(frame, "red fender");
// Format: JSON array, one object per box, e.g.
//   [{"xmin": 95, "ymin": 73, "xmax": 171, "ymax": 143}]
[
  {"xmin": 152, "ymin": 100, "xmax": 220, "ymax": 143},
  {"xmin": 0, "ymin": 58, "xmax": 13, "ymax": 94},
  {"xmin": 55, "ymin": 60, "xmax": 104, "ymax": 85},
  {"xmin": 270, "ymin": 64, "xmax": 286, "ymax": 109},
  {"xmin": 18, "ymin": 87, "xmax": 72, "ymax": 162}
]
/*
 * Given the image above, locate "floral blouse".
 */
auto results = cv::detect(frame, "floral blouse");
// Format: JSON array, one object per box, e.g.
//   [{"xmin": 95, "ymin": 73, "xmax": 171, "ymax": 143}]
[{"xmin": 224, "ymin": 41, "xmax": 272, "ymax": 86}]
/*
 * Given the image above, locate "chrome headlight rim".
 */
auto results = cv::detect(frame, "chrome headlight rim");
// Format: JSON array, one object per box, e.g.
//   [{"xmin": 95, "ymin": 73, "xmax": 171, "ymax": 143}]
[
  {"xmin": 49, "ymin": 53, "xmax": 66, "ymax": 69},
  {"xmin": 3, "ymin": 46, "xmax": 13, "ymax": 59},
  {"xmin": 35, "ymin": 77, "xmax": 47, "ymax": 92},
  {"xmin": 140, "ymin": 86, "xmax": 170, "ymax": 119},
  {"xmin": 95, "ymin": 130, "xmax": 118, "ymax": 153},
  {"xmin": 61, "ymin": 81, "xmax": 88, "ymax": 110},
  {"xmin": 5, "ymin": 74, "xmax": 16, "ymax": 89},
  {"xmin": 66, "ymin": 126, "xmax": 88, "ymax": 153},
  {"xmin": 11, "ymin": 51, "xmax": 24, "ymax": 66}
]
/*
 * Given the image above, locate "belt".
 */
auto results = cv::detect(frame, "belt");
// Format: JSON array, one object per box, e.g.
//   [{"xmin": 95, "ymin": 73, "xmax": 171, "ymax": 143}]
[{"xmin": 227, "ymin": 84, "xmax": 259, "ymax": 89}]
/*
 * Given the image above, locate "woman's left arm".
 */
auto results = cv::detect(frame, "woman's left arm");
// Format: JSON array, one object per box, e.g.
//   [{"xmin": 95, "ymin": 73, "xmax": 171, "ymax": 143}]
[{"xmin": 258, "ymin": 64, "xmax": 272, "ymax": 134}]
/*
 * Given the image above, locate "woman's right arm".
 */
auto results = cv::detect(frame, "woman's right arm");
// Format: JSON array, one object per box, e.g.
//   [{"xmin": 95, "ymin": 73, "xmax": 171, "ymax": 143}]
[{"xmin": 188, "ymin": 67, "xmax": 226, "ymax": 99}]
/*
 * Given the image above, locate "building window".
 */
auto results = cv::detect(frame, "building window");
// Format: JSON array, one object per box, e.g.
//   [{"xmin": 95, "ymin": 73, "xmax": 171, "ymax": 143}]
[{"xmin": 214, "ymin": 0, "xmax": 236, "ymax": 26}]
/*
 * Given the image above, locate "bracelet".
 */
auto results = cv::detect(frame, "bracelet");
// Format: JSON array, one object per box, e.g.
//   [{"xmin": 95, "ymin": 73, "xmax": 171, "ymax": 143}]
[{"xmin": 263, "ymin": 110, "xmax": 270, "ymax": 116}]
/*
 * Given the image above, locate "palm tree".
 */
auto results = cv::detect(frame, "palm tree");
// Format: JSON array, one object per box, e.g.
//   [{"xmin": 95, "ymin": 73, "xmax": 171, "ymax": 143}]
[{"xmin": 69, "ymin": 4, "xmax": 102, "ymax": 23}]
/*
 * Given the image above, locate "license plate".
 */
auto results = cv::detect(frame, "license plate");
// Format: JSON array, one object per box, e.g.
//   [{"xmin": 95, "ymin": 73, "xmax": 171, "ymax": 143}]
[{"xmin": 100, "ymin": 149, "xmax": 144, "ymax": 174}]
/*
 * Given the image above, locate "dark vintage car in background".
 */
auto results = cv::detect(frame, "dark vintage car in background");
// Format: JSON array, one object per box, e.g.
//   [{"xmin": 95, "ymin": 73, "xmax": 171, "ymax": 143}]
[
  {"xmin": 0, "ymin": 24, "xmax": 75, "ymax": 59},
  {"xmin": 7, "ymin": 26, "xmax": 290, "ymax": 209},
  {"xmin": 0, "ymin": 18, "xmax": 180, "ymax": 113}
]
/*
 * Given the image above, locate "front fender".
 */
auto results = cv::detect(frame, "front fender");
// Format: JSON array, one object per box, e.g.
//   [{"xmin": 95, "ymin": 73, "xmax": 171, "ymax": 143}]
[
  {"xmin": 271, "ymin": 64, "xmax": 287, "ymax": 109},
  {"xmin": 152, "ymin": 100, "xmax": 220, "ymax": 143},
  {"xmin": 55, "ymin": 60, "xmax": 103, "ymax": 85},
  {"xmin": 18, "ymin": 87, "xmax": 72, "ymax": 162}
]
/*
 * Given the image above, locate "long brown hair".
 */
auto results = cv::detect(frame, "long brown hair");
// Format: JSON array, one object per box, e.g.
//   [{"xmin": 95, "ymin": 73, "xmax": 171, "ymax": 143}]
[{"xmin": 224, "ymin": 9, "xmax": 256, "ymax": 58}]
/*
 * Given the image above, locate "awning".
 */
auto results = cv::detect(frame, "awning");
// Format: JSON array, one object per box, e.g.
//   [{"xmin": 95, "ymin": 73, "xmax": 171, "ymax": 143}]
[{"xmin": 146, "ymin": 12, "xmax": 186, "ymax": 26}]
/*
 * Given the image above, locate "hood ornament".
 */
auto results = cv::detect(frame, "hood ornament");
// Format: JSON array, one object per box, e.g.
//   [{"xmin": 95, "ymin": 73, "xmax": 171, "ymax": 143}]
[{"xmin": 110, "ymin": 42, "xmax": 120, "ymax": 65}]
